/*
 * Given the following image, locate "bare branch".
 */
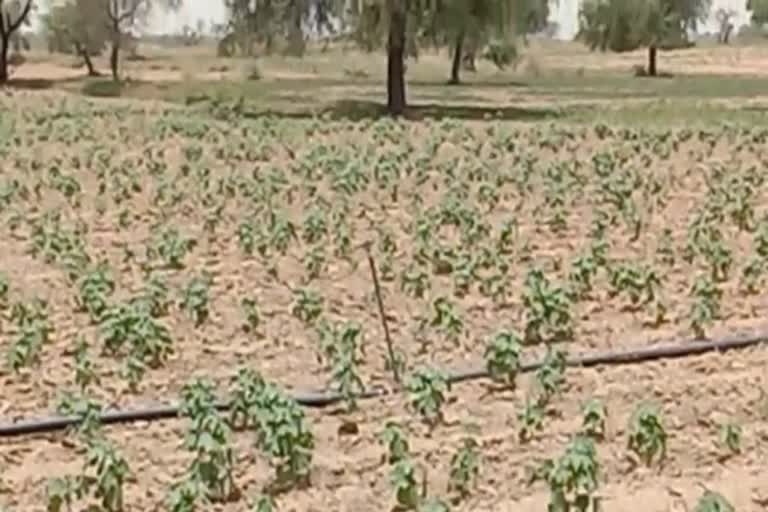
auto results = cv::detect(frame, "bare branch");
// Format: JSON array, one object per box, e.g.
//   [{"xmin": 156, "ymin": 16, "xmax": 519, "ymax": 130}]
[
  {"xmin": 0, "ymin": 0, "xmax": 33, "ymax": 38},
  {"xmin": 106, "ymin": 0, "xmax": 145, "ymax": 24}
]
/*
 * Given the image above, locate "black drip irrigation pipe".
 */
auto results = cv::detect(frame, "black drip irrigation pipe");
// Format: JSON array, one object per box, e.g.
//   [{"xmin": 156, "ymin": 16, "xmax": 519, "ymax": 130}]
[{"xmin": 1, "ymin": 331, "xmax": 767, "ymax": 438}]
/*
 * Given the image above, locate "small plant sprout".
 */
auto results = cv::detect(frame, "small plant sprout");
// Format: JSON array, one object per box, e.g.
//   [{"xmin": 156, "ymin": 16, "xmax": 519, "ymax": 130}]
[
  {"xmin": 693, "ymin": 490, "xmax": 735, "ymax": 512},
  {"xmin": 178, "ymin": 378, "xmax": 238, "ymax": 503},
  {"xmin": 319, "ymin": 319, "xmax": 365, "ymax": 411},
  {"xmin": 73, "ymin": 336, "xmax": 99, "ymax": 391},
  {"xmin": 228, "ymin": 368, "xmax": 267, "ymax": 430},
  {"xmin": 84, "ymin": 438, "xmax": 131, "ymax": 512},
  {"xmin": 0, "ymin": 272, "xmax": 9, "ymax": 307},
  {"xmin": 251, "ymin": 495, "xmax": 278, "ymax": 512},
  {"xmin": 718, "ymin": 421, "xmax": 742, "ymax": 456},
  {"xmin": 447, "ymin": 437, "xmax": 481, "ymax": 503},
  {"xmin": 689, "ymin": 275, "xmax": 721, "ymax": 339},
  {"xmin": 533, "ymin": 346, "xmax": 567, "ymax": 406},
  {"xmin": 521, "ymin": 268, "xmax": 574, "ymax": 344},
  {"xmin": 46, "ymin": 476, "xmax": 83, "ymax": 512},
  {"xmin": 291, "ymin": 287, "xmax": 324, "ymax": 325},
  {"xmin": 50, "ymin": 394, "xmax": 130, "ymax": 512},
  {"xmin": 179, "ymin": 272, "xmax": 213, "ymax": 328},
  {"xmin": 406, "ymin": 367, "xmax": 451, "ymax": 426},
  {"xmin": 390, "ymin": 458, "xmax": 420, "ymax": 510},
  {"xmin": 484, "ymin": 329, "xmax": 522, "ymax": 388},
  {"xmin": 56, "ymin": 392, "xmax": 104, "ymax": 441},
  {"xmin": 139, "ymin": 272, "xmax": 171, "ymax": 317},
  {"xmin": 240, "ymin": 297, "xmax": 261, "ymax": 333},
  {"xmin": 628, "ymin": 403, "xmax": 667, "ymax": 467},
  {"xmin": 6, "ymin": 298, "xmax": 52, "ymax": 372},
  {"xmin": 149, "ymin": 227, "xmax": 196, "ymax": 269},
  {"xmin": 740, "ymin": 257, "xmax": 765, "ymax": 294},
  {"xmin": 430, "ymin": 296, "xmax": 465, "ymax": 344},
  {"xmin": 581, "ymin": 399, "xmax": 607, "ymax": 440},
  {"xmin": 518, "ymin": 398, "xmax": 545, "ymax": 443},
  {"xmin": 387, "ymin": 450, "xmax": 447, "ymax": 512},
  {"xmin": 419, "ymin": 498, "xmax": 451, "ymax": 512},
  {"xmin": 532, "ymin": 436, "xmax": 600, "ymax": 512},
  {"xmin": 380, "ymin": 422, "xmax": 411, "ymax": 464},
  {"xmin": 76, "ymin": 263, "xmax": 115, "ymax": 323},
  {"xmin": 251, "ymin": 382, "xmax": 315, "ymax": 489},
  {"xmin": 166, "ymin": 476, "xmax": 210, "ymax": 512}
]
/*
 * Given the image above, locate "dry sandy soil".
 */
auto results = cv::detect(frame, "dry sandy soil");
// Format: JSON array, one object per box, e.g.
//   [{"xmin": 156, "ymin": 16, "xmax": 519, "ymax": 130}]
[
  {"xmin": 1, "ymin": 88, "xmax": 768, "ymax": 512},
  {"xmin": 11, "ymin": 40, "xmax": 768, "ymax": 85}
]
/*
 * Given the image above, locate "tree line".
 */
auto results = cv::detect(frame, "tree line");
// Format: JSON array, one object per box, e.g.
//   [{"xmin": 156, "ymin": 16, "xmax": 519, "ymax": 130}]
[{"xmin": 0, "ymin": 0, "xmax": 764, "ymax": 115}]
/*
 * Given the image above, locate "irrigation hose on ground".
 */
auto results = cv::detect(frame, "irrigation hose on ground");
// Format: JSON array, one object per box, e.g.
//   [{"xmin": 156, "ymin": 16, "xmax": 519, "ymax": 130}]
[{"xmin": 1, "ymin": 331, "xmax": 766, "ymax": 438}]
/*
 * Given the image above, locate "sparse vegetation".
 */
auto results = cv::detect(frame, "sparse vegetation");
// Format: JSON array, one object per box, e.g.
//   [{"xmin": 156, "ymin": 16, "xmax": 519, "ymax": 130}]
[{"xmin": 2, "ymin": 8, "xmax": 767, "ymax": 507}]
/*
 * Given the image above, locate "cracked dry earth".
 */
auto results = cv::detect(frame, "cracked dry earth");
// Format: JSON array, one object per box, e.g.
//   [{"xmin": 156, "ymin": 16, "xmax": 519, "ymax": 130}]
[{"xmin": 2, "ymin": 91, "xmax": 768, "ymax": 511}]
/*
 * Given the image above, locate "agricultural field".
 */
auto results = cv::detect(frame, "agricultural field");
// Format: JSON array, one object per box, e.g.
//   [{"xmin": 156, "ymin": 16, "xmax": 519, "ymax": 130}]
[{"xmin": 1, "ymin": 89, "xmax": 768, "ymax": 512}]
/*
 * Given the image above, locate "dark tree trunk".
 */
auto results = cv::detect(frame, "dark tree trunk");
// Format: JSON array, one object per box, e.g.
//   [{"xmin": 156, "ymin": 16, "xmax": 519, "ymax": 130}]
[
  {"xmin": 723, "ymin": 25, "xmax": 732, "ymax": 44},
  {"xmin": 0, "ymin": 0, "xmax": 32, "ymax": 84},
  {"xmin": 386, "ymin": 0, "xmax": 407, "ymax": 117},
  {"xmin": 647, "ymin": 46, "xmax": 657, "ymax": 77},
  {"xmin": 0, "ymin": 36, "xmax": 9, "ymax": 83},
  {"xmin": 289, "ymin": 3, "xmax": 305, "ymax": 57},
  {"xmin": 110, "ymin": 40, "xmax": 120, "ymax": 81},
  {"xmin": 80, "ymin": 47, "xmax": 99, "ymax": 77},
  {"xmin": 449, "ymin": 31, "xmax": 465, "ymax": 85}
]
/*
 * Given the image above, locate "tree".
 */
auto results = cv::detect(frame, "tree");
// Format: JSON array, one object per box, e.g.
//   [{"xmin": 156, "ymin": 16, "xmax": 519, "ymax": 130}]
[
  {"xmin": 747, "ymin": 0, "xmax": 768, "ymax": 25},
  {"xmin": 387, "ymin": 0, "xmax": 407, "ymax": 115},
  {"xmin": 215, "ymin": 0, "xmax": 541, "ymax": 115},
  {"xmin": 0, "ymin": 0, "xmax": 32, "ymax": 83},
  {"xmin": 430, "ymin": 0, "xmax": 545, "ymax": 85},
  {"xmin": 715, "ymin": 7, "xmax": 735, "ymax": 43},
  {"xmin": 577, "ymin": 0, "xmax": 711, "ymax": 77},
  {"xmin": 42, "ymin": 0, "xmax": 111, "ymax": 76},
  {"xmin": 220, "ymin": 0, "xmax": 344, "ymax": 57},
  {"xmin": 105, "ymin": 0, "xmax": 148, "ymax": 81}
]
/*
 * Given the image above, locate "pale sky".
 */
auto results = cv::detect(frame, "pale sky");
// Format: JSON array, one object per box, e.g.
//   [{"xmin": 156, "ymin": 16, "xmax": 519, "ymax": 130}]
[
  {"xmin": 31, "ymin": 0, "xmax": 754, "ymax": 39},
  {"xmin": 141, "ymin": 0, "xmax": 228, "ymax": 35}
]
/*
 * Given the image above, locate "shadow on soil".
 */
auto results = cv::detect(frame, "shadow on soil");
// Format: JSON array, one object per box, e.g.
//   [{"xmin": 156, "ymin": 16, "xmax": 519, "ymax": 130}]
[
  {"xmin": 329, "ymin": 99, "xmax": 562, "ymax": 121},
  {"xmin": 4, "ymin": 77, "xmax": 58, "ymax": 89},
  {"xmin": 206, "ymin": 99, "xmax": 563, "ymax": 122}
]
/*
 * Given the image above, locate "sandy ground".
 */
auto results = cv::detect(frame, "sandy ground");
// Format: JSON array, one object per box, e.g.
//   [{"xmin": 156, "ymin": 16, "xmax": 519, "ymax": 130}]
[
  {"xmin": 10, "ymin": 42, "xmax": 768, "ymax": 85},
  {"xmin": 1, "ymin": 91, "xmax": 768, "ymax": 511}
]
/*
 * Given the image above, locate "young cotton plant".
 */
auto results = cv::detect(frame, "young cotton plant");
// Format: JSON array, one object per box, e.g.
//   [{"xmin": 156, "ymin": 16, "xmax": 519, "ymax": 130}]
[
  {"xmin": 291, "ymin": 287, "xmax": 324, "ymax": 325},
  {"xmin": 99, "ymin": 298, "xmax": 173, "ymax": 390},
  {"xmin": 484, "ymin": 329, "xmax": 523, "ymax": 388},
  {"xmin": 229, "ymin": 369, "xmax": 315, "ymax": 490},
  {"xmin": 179, "ymin": 272, "xmax": 213, "ymax": 328},
  {"xmin": 147, "ymin": 227, "xmax": 196, "ymax": 269},
  {"xmin": 406, "ymin": 367, "xmax": 451, "ymax": 427},
  {"xmin": 379, "ymin": 423, "xmax": 451, "ymax": 512},
  {"xmin": 379, "ymin": 422, "xmax": 410, "ymax": 465},
  {"xmin": 48, "ymin": 394, "xmax": 131, "ymax": 512},
  {"xmin": 694, "ymin": 490, "xmax": 735, "ymax": 512},
  {"xmin": 533, "ymin": 347, "xmax": 567, "ymax": 406},
  {"xmin": 717, "ymin": 421, "xmax": 742, "ymax": 458},
  {"xmin": 522, "ymin": 268, "xmax": 573, "ymax": 344},
  {"xmin": 47, "ymin": 440, "xmax": 131, "ymax": 512},
  {"xmin": 6, "ymin": 298, "xmax": 52, "ymax": 373},
  {"xmin": 315, "ymin": 319, "xmax": 366, "ymax": 411},
  {"xmin": 447, "ymin": 438, "xmax": 481, "ymax": 503},
  {"xmin": 76, "ymin": 262, "xmax": 115, "ymax": 323},
  {"xmin": 628, "ymin": 403, "xmax": 667, "ymax": 467},
  {"xmin": 429, "ymin": 297, "xmax": 465, "ymax": 345},
  {"xmin": 172, "ymin": 378, "xmax": 238, "ymax": 507},
  {"xmin": 531, "ymin": 436, "xmax": 600, "ymax": 512},
  {"xmin": 581, "ymin": 399, "xmax": 607, "ymax": 441},
  {"xmin": 689, "ymin": 275, "xmax": 722, "ymax": 339}
]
